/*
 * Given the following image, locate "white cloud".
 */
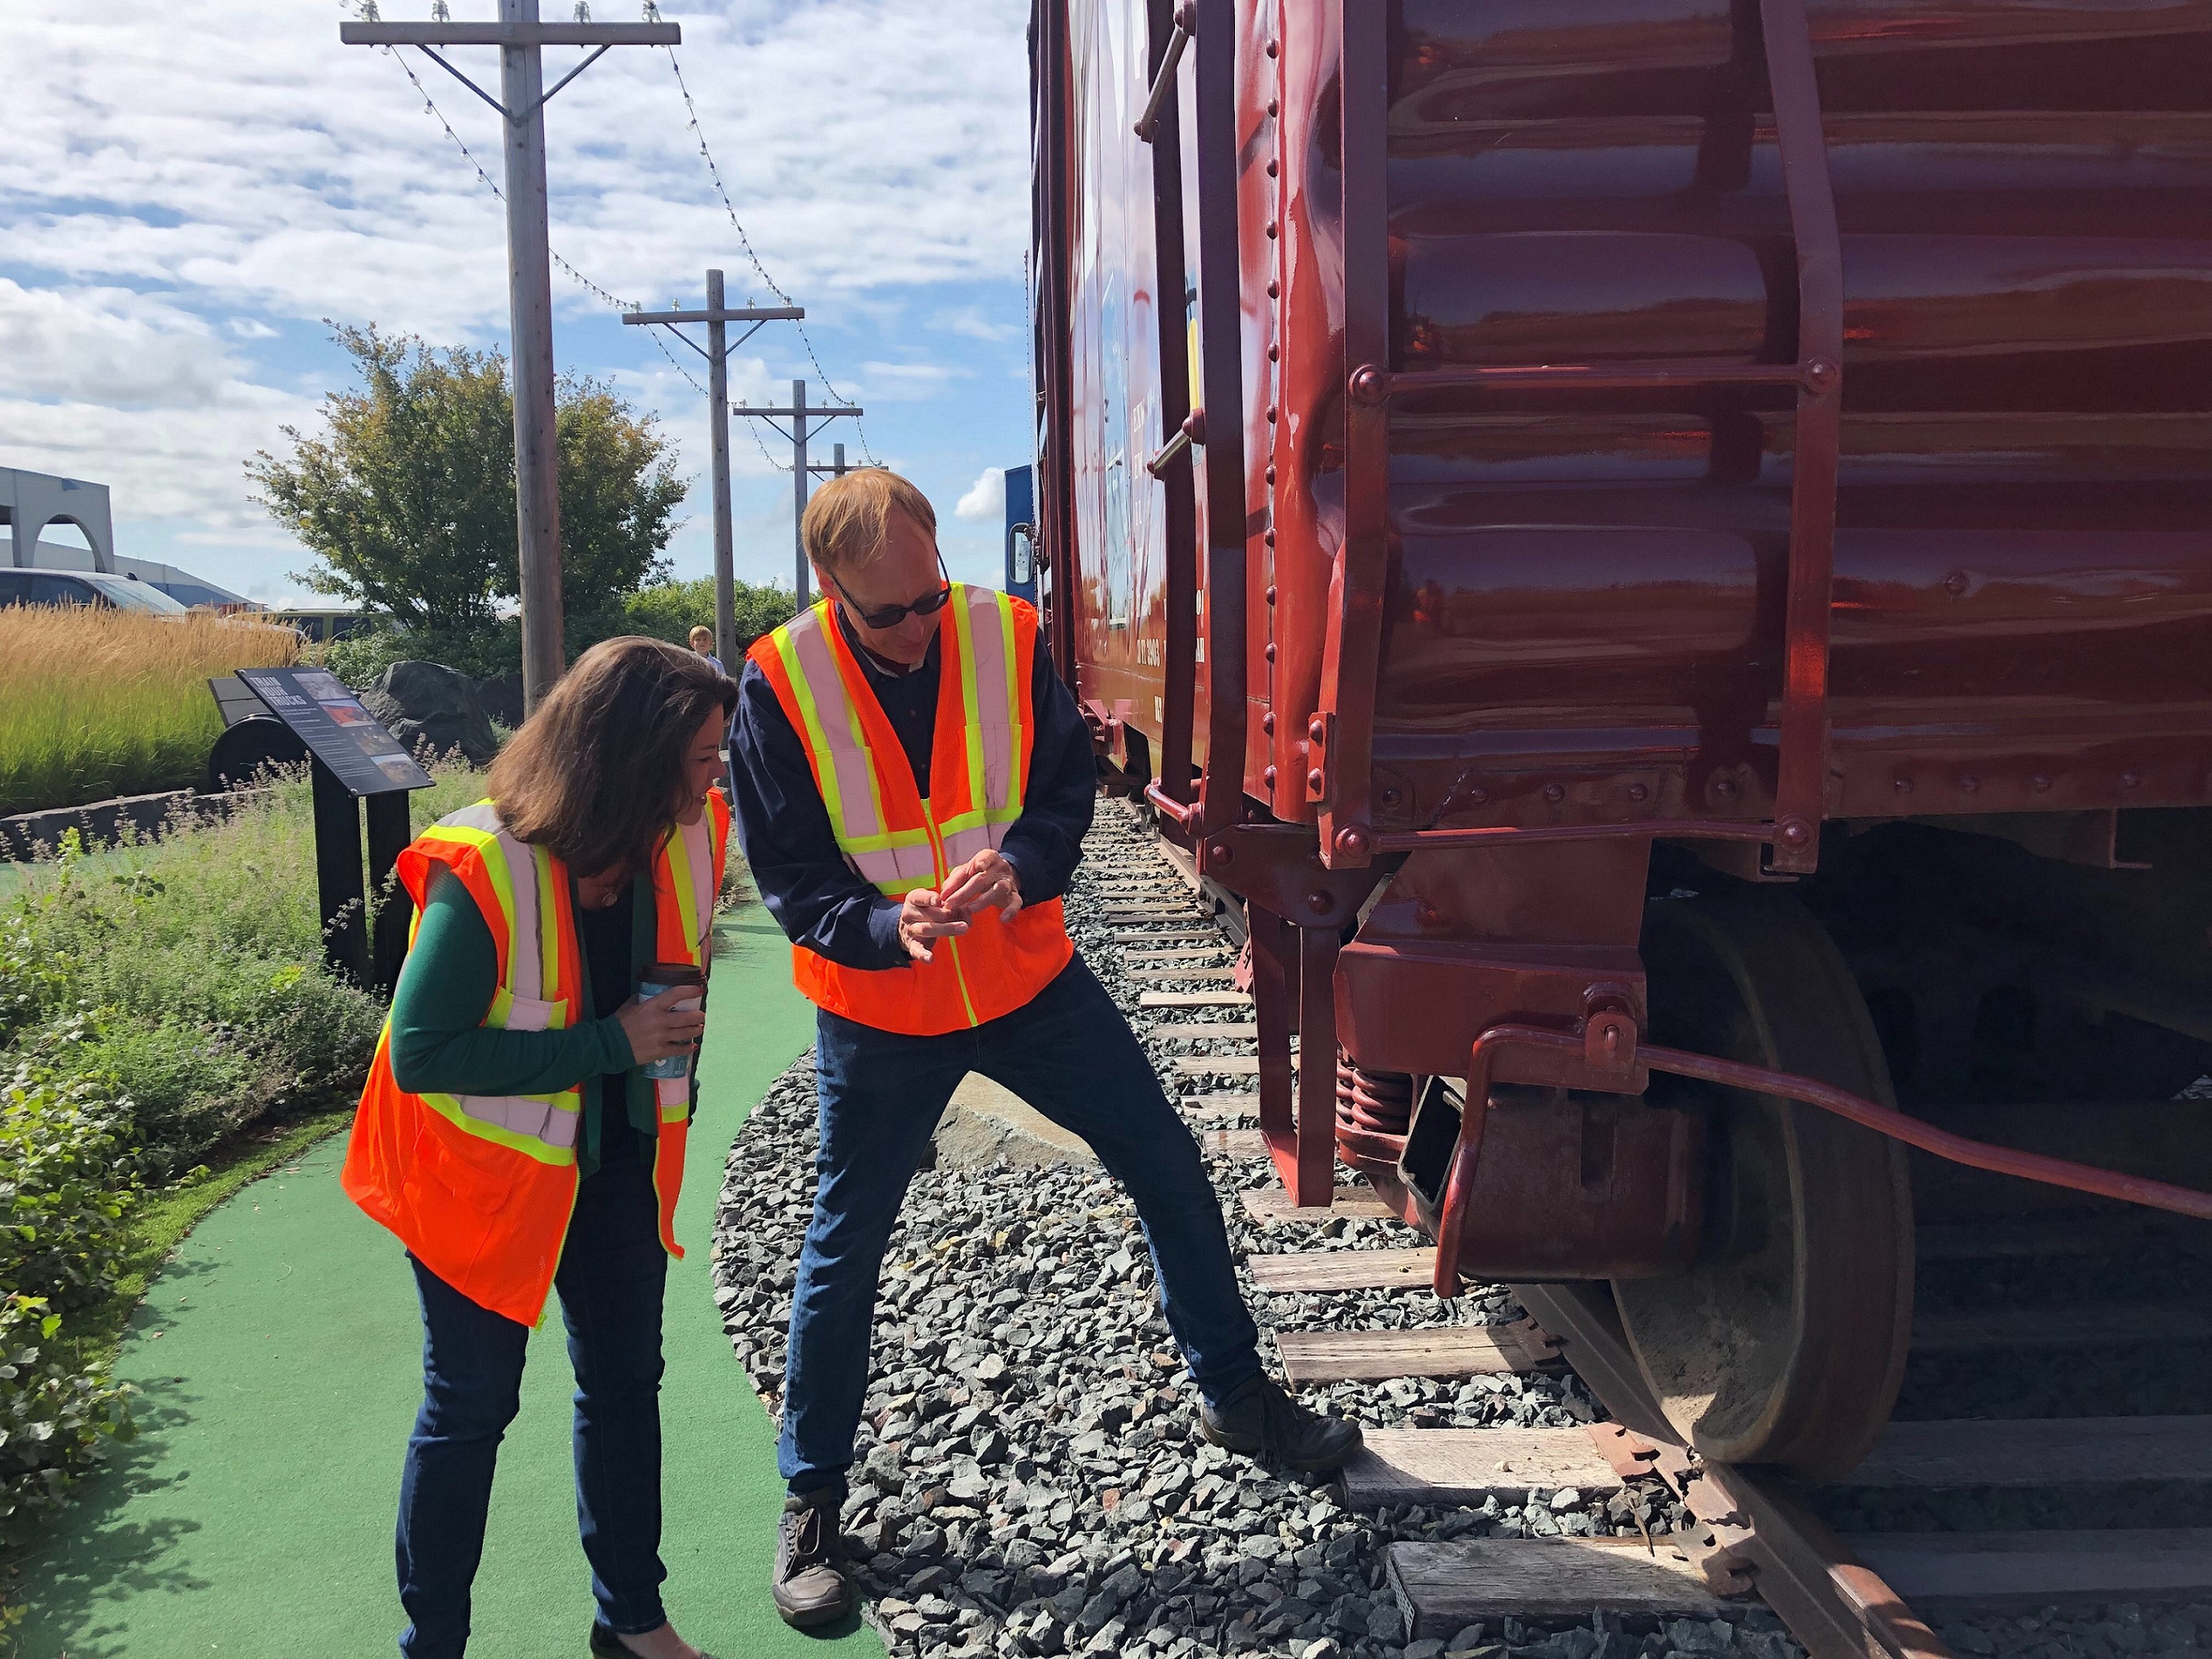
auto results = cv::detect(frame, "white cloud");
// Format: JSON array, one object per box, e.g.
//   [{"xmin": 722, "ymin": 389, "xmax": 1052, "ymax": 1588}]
[{"xmin": 954, "ymin": 466, "xmax": 1004, "ymax": 523}]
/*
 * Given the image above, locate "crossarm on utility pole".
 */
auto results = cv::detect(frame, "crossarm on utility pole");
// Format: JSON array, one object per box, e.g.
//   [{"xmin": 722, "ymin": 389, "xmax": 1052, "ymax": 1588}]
[{"xmin": 340, "ymin": 21, "xmax": 679, "ymax": 46}]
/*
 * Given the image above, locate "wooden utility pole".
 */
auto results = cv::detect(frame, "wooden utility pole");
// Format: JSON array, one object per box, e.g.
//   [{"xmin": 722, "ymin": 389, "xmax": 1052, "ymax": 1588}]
[
  {"xmin": 341, "ymin": 2, "xmax": 678, "ymax": 711},
  {"xmin": 804, "ymin": 442, "xmax": 853, "ymax": 481},
  {"xmin": 623, "ymin": 274, "xmax": 803, "ymax": 667},
  {"xmin": 733, "ymin": 381, "xmax": 865, "ymax": 609}
]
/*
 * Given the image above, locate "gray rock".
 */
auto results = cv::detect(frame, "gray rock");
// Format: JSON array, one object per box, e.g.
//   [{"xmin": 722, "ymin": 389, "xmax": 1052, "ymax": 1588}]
[{"xmin": 360, "ymin": 660, "xmax": 500, "ymax": 765}]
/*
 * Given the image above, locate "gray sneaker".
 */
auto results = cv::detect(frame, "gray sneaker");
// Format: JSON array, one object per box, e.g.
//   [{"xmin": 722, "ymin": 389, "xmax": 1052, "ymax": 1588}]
[
  {"xmin": 1199, "ymin": 1374, "xmax": 1364, "ymax": 1472},
  {"xmin": 772, "ymin": 1486, "xmax": 851, "ymax": 1628}
]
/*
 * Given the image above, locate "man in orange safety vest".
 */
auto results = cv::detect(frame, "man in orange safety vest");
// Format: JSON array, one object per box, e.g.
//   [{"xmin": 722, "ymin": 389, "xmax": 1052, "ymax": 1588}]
[{"xmin": 725, "ymin": 469, "xmax": 1362, "ymax": 1627}]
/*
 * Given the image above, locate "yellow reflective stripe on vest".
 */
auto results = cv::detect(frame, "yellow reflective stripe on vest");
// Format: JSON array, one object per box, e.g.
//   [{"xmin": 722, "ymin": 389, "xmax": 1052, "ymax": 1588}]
[
  {"xmin": 419, "ymin": 801, "xmax": 577, "ymax": 1162},
  {"xmin": 777, "ymin": 607, "xmax": 902, "ymax": 854},
  {"xmin": 419, "ymin": 1088, "xmax": 583, "ymax": 1163},
  {"xmin": 948, "ymin": 584, "xmax": 991, "ymax": 819}
]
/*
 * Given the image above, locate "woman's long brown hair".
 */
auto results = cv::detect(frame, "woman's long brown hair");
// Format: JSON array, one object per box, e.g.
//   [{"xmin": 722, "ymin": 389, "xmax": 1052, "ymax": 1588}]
[{"xmin": 487, "ymin": 636, "xmax": 737, "ymax": 881}]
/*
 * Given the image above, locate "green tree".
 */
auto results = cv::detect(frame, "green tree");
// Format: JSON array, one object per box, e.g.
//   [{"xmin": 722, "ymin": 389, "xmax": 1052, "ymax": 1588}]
[
  {"xmin": 248, "ymin": 325, "xmax": 687, "ymax": 632},
  {"xmin": 620, "ymin": 575, "xmax": 798, "ymax": 653}
]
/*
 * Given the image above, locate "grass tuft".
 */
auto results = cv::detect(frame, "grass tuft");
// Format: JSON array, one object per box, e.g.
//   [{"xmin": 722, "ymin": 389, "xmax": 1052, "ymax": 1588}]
[{"xmin": 0, "ymin": 609, "xmax": 301, "ymax": 816}]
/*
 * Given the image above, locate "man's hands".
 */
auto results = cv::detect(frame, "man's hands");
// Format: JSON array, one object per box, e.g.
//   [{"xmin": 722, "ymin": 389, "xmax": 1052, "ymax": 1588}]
[
  {"xmin": 614, "ymin": 993, "xmax": 706, "ymax": 1066},
  {"xmin": 897, "ymin": 849, "xmax": 1024, "ymax": 963}
]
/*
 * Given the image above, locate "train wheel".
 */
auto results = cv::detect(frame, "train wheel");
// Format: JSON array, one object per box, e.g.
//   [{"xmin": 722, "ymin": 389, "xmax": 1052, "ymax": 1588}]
[{"xmin": 1612, "ymin": 886, "xmax": 1914, "ymax": 1478}]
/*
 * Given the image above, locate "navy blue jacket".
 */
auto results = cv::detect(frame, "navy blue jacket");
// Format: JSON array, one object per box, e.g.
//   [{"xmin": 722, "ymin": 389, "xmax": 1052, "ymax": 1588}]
[{"xmin": 728, "ymin": 603, "xmax": 1096, "ymax": 972}]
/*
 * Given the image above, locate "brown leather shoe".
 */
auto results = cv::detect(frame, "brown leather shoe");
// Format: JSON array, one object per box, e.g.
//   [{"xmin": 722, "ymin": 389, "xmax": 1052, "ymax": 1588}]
[
  {"xmin": 772, "ymin": 1486, "xmax": 852, "ymax": 1628},
  {"xmin": 1200, "ymin": 1373, "xmax": 1364, "ymax": 1472}
]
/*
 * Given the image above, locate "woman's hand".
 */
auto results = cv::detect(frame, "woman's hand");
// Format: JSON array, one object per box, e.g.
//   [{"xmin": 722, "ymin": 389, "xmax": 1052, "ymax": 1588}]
[{"xmin": 613, "ymin": 993, "xmax": 706, "ymax": 1066}]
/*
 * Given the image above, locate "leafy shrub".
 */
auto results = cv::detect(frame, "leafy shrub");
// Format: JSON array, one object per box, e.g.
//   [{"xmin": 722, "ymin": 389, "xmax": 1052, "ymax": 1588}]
[
  {"xmin": 0, "ymin": 607, "xmax": 299, "ymax": 814},
  {"xmin": 0, "ymin": 1060, "xmax": 137, "ymax": 1313},
  {"xmin": 324, "ymin": 576, "xmax": 795, "ymax": 689},
  {"xmin": 0, "ymin": 1293, "xmax": 133, "ymax": 1525}
]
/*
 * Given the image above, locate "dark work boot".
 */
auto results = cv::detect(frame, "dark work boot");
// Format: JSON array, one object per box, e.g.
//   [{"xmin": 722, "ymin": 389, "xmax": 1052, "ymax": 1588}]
[
  {"xmin": 772, "ymin": 1484, "xmax": 851, "ymax": 1629},
  {"xmin": 1199, "ymin": 1374, "xmax": 1364, "ymax": 1473}
]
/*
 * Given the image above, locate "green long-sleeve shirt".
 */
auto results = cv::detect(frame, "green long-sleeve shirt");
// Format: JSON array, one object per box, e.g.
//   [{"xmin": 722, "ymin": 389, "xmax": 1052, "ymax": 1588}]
[{"xmin": 387, "ymin": 864, "xmax": 660, "ymax": 1177}]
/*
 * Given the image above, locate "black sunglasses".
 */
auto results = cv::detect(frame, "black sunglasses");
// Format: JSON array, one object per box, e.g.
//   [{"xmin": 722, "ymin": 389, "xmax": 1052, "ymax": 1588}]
[{"xmin": 831, "ymin": 555, "xmax": 953, "ymax": 630}]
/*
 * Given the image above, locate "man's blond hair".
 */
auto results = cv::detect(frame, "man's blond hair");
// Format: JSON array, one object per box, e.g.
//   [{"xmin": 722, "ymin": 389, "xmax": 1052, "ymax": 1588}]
[{"xmin": 801, "ymin": 468, "xmax": 937, "ymax": 578}]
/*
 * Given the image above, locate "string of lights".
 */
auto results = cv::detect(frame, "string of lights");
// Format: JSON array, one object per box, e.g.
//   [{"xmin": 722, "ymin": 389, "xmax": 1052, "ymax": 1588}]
[
  {"xmin": 380, "ymin": 40, "xmax": 795, "ymax": 474},
  {"xmin": 649, "ymin": 13, "xmax": 879, "ymax": 465}
]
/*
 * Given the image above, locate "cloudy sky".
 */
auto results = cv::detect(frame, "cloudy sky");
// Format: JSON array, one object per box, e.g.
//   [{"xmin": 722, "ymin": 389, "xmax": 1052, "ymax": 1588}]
[{"xmin": 0, "ymin": 0, "xmax": 1035, "ymax": 607}]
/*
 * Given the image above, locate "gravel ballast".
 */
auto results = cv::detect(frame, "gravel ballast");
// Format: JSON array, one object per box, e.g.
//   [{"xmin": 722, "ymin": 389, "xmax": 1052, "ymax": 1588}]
[{"xmin": 712, "ymin": 808, "xmax": 1705, "ymax": 1659}]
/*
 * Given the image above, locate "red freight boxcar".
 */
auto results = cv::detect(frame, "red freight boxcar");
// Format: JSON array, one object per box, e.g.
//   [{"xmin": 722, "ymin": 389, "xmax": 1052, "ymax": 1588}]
[{"xmin": 1030, "ymin": 0, "xmax": 2212, "ymax": 1474}]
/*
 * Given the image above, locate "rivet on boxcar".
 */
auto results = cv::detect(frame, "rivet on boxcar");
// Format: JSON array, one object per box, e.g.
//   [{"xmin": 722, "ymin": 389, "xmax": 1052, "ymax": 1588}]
[
  {"xmin": 1308, "ymin": 718, "xmax": 1327, "ymax": 744},
  {"xmin": 1895, "ymin": 776, "xmax": 1914, "ymax": 794},
  {"xmin": 2123, "ymin": 770, "xmax": 2142, "ymax": 788},
  {"xmin": 1348, "ymin": 364, "xmax": 1388, "ymax": 405},
  {"xmin": 1261, "ymin": 711, "xmax": 1275, "ymax": 735},
  {"xmin": 2032, "ymin": 774, "xmax": 2053, "ymax": 792},
  {"xmin": 1265, "ymin": 465, "xmax": 1276, "ymax": 484},
  {"xmin": 1960, "ymin": 775, "xmax": 1980, "ymax": 793},
  {"xmin": 1209, "ymin": 840, "xmax": 1233, "ymax": 866},
  {"xmin": 1306, "ymin": 768, "xmax": 1325, "ymax": 793},
  {"xmin": 1262, "ymin": 766, "xmax": 1277, "ymax": 788},
  {"xmin": 1628, "ymin": 782, "xmax": 1648, "ymax": 801},
  {"xmin": 1415, "ymin": 900, "xmax": 1439, "ymax": 927},
  {"xmin": 1713, "ymin": 778, "xmax": 1738, "ymax": 800},
  {"xmin": 1266, "ymin": 221, "xmax": 1278, "ymax": 239},
  {"xmin": 1545, "ymin": 782, "xmax": 1565, "ymax": 804},
  {"xmin": 1267, "ymin": 280, "xmax": 1279, "ymax": 299},
  {"xmin": 1944, "ymin": 570, "xmax": 1970, "ymax": 597},
  {"xmin": 1264, "ymin": 584, "xmax": 1276, "ymax": 605},
  {"xmin": 1780, "ymin": 816, "xmax": 1812, "ymax": 847},
  {"xmin": 1268, "ymin": 99, "xmax": 1279, "ymax": 116},
  {"xmin": 1268, "ymin": 345, "xmax": 1279, "ymax": 363},
  {"xmin": 1266, "ymin": 159, "xmax": 1279, "ymax": 177},
  {"xmin": 1306, "ymin": 889, "xmax": 1332, "ymax": 913},
  {"xmin": 1264, "ymin": 529, "xmax": 1276, "ymax": 546},
  {"xmin": 1469, "ymin": 787, "xmax": 1488, "ymax": 806},
  {"xmin": 1380, "ymin": 786, "xmax": 1404, "ymax": 809},
  {"xmin": 1266, "ymin": 37, "xmax": 1279, "ymax": 56},
  {"xmin": 1334, "ymin": 826, "xmax": 1368, "ymax": 858},
  {"xmin": 1802, "ymin": 356, "xmax": 1840, "ymax": 393},
  {"xmin": 1265, "ymin": 642, "xmax": 1277, "ymax": 662},
  {"xmin": 1267, "ymin": 405, "xmax": 1279, "ymax": 422}
]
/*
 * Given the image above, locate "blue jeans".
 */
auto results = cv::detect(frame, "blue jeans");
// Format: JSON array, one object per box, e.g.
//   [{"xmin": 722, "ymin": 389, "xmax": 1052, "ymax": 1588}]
[
  {"xmin": 778, "ymin": 953, "xmax": 1262, "ymax": 1493},
  {"xmin": 395, "ymin": 1149, "xmax": 669, "ymax": 1657}
]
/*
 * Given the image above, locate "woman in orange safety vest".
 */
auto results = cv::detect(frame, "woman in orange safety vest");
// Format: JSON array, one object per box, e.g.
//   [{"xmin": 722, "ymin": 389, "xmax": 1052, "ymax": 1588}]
[{"xmin": 343, "ymin": 637, "xmax": 734, "ymax": 1659}]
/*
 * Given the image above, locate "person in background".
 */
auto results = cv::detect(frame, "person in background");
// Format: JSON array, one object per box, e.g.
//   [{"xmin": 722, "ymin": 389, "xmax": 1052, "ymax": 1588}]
[
  {"xmin": 728, "ymin": 469, "xmax": 1362, "ymax": 1628},
  {"xmin": 688, "ymin": 625, "xmax": 724, "ymax": 675},
  {"xmin": 343, "ymin": 637, "xmax": 736, "ymax": 1659}
]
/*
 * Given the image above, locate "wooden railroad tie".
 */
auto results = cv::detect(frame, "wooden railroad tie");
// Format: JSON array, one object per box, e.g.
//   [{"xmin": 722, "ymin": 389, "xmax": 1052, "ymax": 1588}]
[
  {"xmin": 1129, "ymin": 965, "xmax": 1238, "ymax": 983},
  {"xmin": 1180, "ymin": 1095, "xmax": 1258, "ymax": 1123},
  {"xmin": 1248, "ymin": 1246, "xmax": 1439, "ymax": 1292},
  {"xmin": 1387, "ymin": 1539, "xmax": 1736, "ymax": 1636},
  {"xmin": 1123, "ymin": 947, "xmax": 1226, "ymax": 964},
  {"xmin": 1154, "ymin": 1022, "xmax": 1260, "ymax": 1040},
  {"xmin": 1241, "ymin": 1187, "xmax": 1393, "ymax": 1223},
  {"xmin": 1851, "ymin": 1528, "xmax": 2212, "ymax": 1611},
  {"xmin": 1275, "ymin": 1322, "xmax": 1560, "ymax": 1386},
  {"xmin": 1140, "ymin": 990, "xmax": 1251, "ymax": 1008},
  {"xmin": 1198, "ymin": 1127, "xmax": 1268, "ymax": 1159},
  {"xmin": 1112, "ymin": 929, "xmax": 1221, "ymax": 944},
  {"xmin": 1339, "ymin": 1426, "xmax": 1633, "ymax": 1509},
  {"xmin": 1173, "ymin": 1054, "xmax": 1280, "ymax": 1075}
]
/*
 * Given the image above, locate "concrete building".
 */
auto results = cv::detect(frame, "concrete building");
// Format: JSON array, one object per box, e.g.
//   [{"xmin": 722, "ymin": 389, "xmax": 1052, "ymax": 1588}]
[{"xmin": 0, "ymin": 465, "xmax": 245, "ymax": 607}]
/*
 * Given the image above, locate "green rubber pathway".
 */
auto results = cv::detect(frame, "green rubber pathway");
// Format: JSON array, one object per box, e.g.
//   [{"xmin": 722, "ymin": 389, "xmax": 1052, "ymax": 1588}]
[{"xmin": 13, "ymin": 905, "xmax": 880, "ymax": 1659}]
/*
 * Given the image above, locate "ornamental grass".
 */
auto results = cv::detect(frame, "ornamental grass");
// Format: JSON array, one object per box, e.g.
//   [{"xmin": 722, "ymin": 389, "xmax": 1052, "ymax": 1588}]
[{"xmin": 0, "ymin": 607, "xmax": 300, "ymax": 816}]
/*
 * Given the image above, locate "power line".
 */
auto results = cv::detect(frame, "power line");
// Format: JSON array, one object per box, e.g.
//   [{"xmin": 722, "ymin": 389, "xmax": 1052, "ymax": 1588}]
[
  {"xmin": 378, "ymin": 26, "xmax": 815, "ymax": 489},
  {"xmin": 653, "ymin": 32, "xmax": 878, "ymax": 464}
]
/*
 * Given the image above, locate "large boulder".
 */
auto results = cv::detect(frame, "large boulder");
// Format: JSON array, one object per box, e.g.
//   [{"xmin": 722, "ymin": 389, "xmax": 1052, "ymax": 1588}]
[
  {"xmin": 360, "ymin": 660, "xmax": 500, "ymax": 767},
  {"xmin": 473, "ymin": 672, "xmax": 525, "ymax": 731}
]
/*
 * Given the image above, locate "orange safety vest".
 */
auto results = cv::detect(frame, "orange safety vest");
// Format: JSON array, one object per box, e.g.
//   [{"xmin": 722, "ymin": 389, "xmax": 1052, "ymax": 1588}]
[
  {"xmin": 747, "ymin": 584, "xmax": 1074, "ymax": 1035},
  {"xmin": 341, "ymin": 791, "xmax": 732, "ymax": 1326}
]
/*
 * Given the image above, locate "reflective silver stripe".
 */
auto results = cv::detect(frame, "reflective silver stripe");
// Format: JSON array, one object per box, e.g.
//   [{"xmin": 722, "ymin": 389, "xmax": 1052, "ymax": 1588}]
[
  {"xmin": 458, "ymin": 1094, "xmax": 580, "ymax": 1149},
  {"xmin": 680, "ymin": 814, "xmax": 715, "ymax": 957},
  {"xmin": 654, "ymin": 1075, "xmax": 689, "ymax": 1112},
  {"xmin": 962, "ymin": 588, "xmax": 1017, "ymax": 813},
  {"xmin": 850, "ymin": 842, "xmax": 941, "ymax": 886},
  {"xmin": 440, "ymin": 802, "xmax": 546, "ymax": 1003},
  {"xmin": 940, "ymin": 823, "xmax": 1002, "ymax": 868},
  {"xmin": 785, "ymin": 607, "xmax": 887, "ymax": 845}
]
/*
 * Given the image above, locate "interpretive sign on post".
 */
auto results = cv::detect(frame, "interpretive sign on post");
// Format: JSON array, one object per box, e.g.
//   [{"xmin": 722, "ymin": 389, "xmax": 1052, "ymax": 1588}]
[{"xmin": 236, "ymin": 668, "xmax": 432, "ymax": 993}]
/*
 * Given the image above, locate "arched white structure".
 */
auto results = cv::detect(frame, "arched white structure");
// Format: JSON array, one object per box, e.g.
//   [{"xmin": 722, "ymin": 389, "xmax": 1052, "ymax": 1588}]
[{"xmin": 0, "ymin": 467, "xmax": 116, "ymax": 573}]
